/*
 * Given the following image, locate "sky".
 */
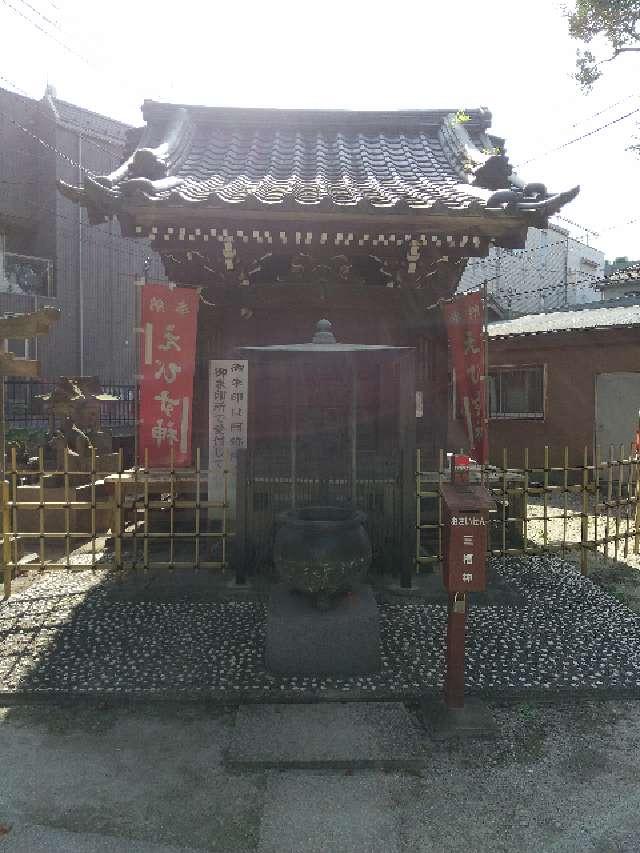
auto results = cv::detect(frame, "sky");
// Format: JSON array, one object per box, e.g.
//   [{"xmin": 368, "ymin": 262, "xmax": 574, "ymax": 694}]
[{"xmin": 1, "ymin": 0, "xmax": 639, "ymax": 260}]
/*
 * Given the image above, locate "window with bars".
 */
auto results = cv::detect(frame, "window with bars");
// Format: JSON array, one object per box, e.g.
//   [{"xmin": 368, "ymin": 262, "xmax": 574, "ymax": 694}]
[{"xmin": 488, "ymin": 365, "xmax": 545, "ymax": 419}]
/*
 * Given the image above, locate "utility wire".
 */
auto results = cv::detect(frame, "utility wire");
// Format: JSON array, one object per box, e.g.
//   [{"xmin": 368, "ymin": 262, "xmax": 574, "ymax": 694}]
[
  {"xmin": 1, "ymin": 0, "xmax": 149, "ymax": 104},
  {"xmin": 599, "ymin": 216, "xmax": 640, "ymax": 234},
  {"xmin": 567, "ymin": 90, "xmax": 640, "ymax": 131},
  {"xmin": 516, "ymin": 105, "xmax": 640, "ymax": 167},
  {"xmin": 0, "ymin": 71, "xmax": 29, "ymax": 96},
  {"xmin": 1, "ymin": 0, "xmax": 93, "ymax": 67},
  {"xmin": 13, "ymin": 0, "xmax": 60, "ymax": 31}
]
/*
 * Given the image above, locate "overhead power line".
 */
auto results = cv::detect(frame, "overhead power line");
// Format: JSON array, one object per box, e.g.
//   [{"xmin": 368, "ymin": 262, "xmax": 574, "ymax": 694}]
[
  {"xmin": 1, "ymin": 0, "xmax": 92, "ymax": 67},
  {"xmin": 517, "ymin": 105, "xmax": 640, "ymax": 167},
  {"xmin": 599, "ymin": 216, "xmax": 640, "ymax": 234},
  {"xmin": 14, "ymin": 0, "xmax": 60, "ymax": 30},
  {"xmin": 0, "ymin": 71, "xmax": 29, "ymax": 96},
  {"xmin": 567, "ymin": 90, "xmax": 640, "ymax": 131}
]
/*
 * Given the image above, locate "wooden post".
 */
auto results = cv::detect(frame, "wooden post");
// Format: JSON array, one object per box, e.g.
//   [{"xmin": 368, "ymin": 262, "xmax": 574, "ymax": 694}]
[
  {"xmin": 134, "ymin": 276, "xmax": 144, "ymax": 467},
  {"xmin": 482, "ymin": 279, "xmax": 489, "ymax": 482},
  {"xmin": 222, "ymin": 449, "xmax": 229, "ymax": 570},
  {"xmin": 445, "ymin": 593, "xmax": 466, "ymax": 709},
  {"xmin": 562, "ymin": 446, "xmax": 569, "ymax": 556},
  {"xmin": 415, "ymin": 447, "xmax": 421, "ymax": 574},
  {"xmin": 399, "ymin": 351, "xmax": 416, "ymax": 589},
  {"xmin": 0, "ymin": 376, "xmax": 5, "ymax": 484},
  {"xmin": 114, "ymin": 449, "xmax": 123, "ymax": 571},
  {"xmin": 143, "ymin": 447, "xmax": 149, "ymax": 572},
  {"xmin": 635, "ymin": 444, "xmax": 640, "ymax": 556},
  {"xmin": 502, "ymin": 447, "xmax": 508, "ymax": 555},
  {"xmin": 351, "ymin": 360, "xmax": 358, "ymax": 505},
  {"xmin": 234, "ymin": 447, "xmax": 248, "ymax": 585},
  {"xmin": 523, "ymin": 447, "xmax": 529, "ymax": 555},
  {"xmin": 290, "ymin": 371, "xmax": 297, "ymax": 509},
  {"xmin": 543, "ymin": 445, "xmax": 549, "ymax": 549},
  {"xmin": 90, "ymin": 445, "xmax": 97, "ymax": 570},
  {"xmin": 581, "ymin": 445, "xmax": 589, "ymax": 575},
  {"xmin": 2, "ymin": 479, "xmax": 11, "ymax": 598},
  {"xmin": 195, "ymin": 447, "xmax": 201, "ymax": 571}
]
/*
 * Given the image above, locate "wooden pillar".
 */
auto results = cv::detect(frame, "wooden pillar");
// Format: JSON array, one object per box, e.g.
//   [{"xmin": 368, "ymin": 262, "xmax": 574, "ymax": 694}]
[
  {"xmin": 445, "ymin": 593, "xmax": 466, "ymax": 708},
  {"xmin": 398, "ymin": 351, "xmax": 416, "ymax": 588}
]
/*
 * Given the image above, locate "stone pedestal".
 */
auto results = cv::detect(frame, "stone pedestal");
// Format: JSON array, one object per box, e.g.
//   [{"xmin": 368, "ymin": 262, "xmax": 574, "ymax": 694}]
[{"xmin": 265, "ymin": 583, "xmax": 380, "ymax": 676}]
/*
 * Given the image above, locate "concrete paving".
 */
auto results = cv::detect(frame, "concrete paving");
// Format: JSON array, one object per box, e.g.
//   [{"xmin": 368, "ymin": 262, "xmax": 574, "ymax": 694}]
[
  {"xmin": 257, "ymin": 772, "xmax": 400, "ymax": 853},
  {"xmin": 1, "ymin": 824, "xmax": 211, "ymax": 852},
  {"xmin": 2, "ymin": 700, "xmax": 640, "ymax": 852},
  {"xmin": 0, "ymin": 705, "xmax": 263, "ymax": 852},
  {"xmin": 225, "ymin": 702, "xmax": 427, "ymax": 769}
]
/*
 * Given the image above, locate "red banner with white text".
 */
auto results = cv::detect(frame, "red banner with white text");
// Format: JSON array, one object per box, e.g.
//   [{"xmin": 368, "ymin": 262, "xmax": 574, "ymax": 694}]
[
  {"xmin": 442, "ymin": 290, "xmax": 488, "ymax": 464},
  {"xmin": 139, "ymin": 284, "xmax": 199, "ymax": 467}
]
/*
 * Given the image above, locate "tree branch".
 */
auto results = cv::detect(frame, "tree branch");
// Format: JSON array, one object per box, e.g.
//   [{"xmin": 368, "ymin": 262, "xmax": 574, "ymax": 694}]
[{"xmin": 598, "ymin": 47, "xmax": 640, "ymax": 66}]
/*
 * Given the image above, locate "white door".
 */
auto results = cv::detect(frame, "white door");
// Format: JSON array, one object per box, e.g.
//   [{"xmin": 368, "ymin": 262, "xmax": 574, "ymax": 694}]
[{"xmin": 595, "ymin": 373, "xmax": 640, "ymax": 455}]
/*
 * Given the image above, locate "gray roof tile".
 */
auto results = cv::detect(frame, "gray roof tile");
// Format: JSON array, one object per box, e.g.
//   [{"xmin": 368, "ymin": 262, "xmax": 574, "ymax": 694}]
[{"xmin": 59, "ymin": 102, "xmax": 579, "ymax": 221}]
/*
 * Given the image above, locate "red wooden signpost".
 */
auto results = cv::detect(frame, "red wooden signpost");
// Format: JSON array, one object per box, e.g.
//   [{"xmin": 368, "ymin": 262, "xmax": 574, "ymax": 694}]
[{"xmin": 440, "ymin": 482, "xmax": 494, "ymax": 709}]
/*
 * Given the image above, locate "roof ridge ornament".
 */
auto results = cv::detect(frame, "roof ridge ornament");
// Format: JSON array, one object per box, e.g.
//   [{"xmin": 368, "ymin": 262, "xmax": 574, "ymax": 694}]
[{"xmin": 312, "ymin": 319, "xmax": 337, "ymax": 344}]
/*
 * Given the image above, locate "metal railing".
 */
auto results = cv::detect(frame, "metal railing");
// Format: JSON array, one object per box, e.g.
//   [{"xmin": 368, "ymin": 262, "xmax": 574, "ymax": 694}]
[
  {"xmin": 3, "ymin": 380, "xmax": 137, "ymax": 428},
  {"xmin": 417, "ymin": 445, "xmax": 640, "ymax": 574}
]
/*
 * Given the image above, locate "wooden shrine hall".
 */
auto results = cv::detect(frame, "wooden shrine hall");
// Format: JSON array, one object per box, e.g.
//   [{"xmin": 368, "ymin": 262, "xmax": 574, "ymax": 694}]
[{"xmin": 60, "ymin": 102, "xmax": 578, "ymax": 576}]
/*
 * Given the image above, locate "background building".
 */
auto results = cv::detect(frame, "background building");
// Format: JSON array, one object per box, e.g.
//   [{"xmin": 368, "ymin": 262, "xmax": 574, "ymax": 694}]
[
  {"xmin": 458, "ymin": 223, "xmax": 605, "ymax": 315},
  {"xmin": 485, "ymin": 297, "xmax": 640, "ymax": 468},
  {"xmin": 598, "ymin": 262, "xmax": 640, "ymax": 300},
  {"xmin": 0, "ymin": 85, "xmax": 164, "ymax": 382}
]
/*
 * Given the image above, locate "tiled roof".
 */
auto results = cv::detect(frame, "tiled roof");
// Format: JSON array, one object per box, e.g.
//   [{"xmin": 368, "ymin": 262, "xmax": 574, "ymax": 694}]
[
  {"xmin": 489, "ymin": 298, "xmax": 640, "ymax": 338},
  {"xmin": 59, "ymin": 101, "xmax": 579, "ymax": 222},
  {"xmin": 46, "ymin": 92, "xmax": 130, "ymax": 144}
]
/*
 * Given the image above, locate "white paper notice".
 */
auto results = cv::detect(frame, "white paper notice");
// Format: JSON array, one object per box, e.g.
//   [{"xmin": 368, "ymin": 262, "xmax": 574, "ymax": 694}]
[{"xmin": 208, "ymin": 360, "xmax": 248, "ymax": 520}]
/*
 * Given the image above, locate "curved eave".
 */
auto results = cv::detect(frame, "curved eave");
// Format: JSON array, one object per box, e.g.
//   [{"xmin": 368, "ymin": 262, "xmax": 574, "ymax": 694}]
[{"xmin": 58, "ymin": 178, "xmax": 579, "ymax": 234}]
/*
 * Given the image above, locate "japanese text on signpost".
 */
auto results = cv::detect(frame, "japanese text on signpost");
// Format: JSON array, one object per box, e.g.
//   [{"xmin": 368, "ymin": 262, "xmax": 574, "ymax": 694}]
[
  {"xmin": 139, "ymin": 284, "xmax": 199, "ymax": 467},
  {"xmin": 208, "ymin": 360, "xmax": 248, "ymax": 517},
  {"xmin": 442, "ymin": 290, "xmax": 488, "ymax": 463}
]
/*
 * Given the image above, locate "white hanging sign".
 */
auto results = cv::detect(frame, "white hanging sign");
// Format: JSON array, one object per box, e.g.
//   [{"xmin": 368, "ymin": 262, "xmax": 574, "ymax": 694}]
[{"xmin": 208, "ymin": 360, "xmax": 248, "ymax": 518}]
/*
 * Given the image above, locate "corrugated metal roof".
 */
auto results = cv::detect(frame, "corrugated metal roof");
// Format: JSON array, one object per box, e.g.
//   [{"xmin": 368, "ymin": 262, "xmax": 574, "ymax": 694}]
[{"xmin": 488, "ymin": 299, "xmax": 640, "ymax": 338}]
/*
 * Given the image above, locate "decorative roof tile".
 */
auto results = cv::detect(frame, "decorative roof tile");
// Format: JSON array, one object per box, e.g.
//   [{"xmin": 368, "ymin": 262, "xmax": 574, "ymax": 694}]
[{"xmin": 59, "ymin": 101, "xmax": 579, "ymax": 222}]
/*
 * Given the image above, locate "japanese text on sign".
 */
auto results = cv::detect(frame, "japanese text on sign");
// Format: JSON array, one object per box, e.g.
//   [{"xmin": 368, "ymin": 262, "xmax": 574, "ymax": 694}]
[
  {"xmin": 139, "ymin": 284, "xmax": 199, "ymax": 467},
  {"xmin": 208, "ymin": 360, "xmax": 248, "ymax": 513},
  {"xmin": 451, "ymin": 516, "xmax": 487, "ymax": 526},
  {"xmin": 443, "ymin": 291, "xmax": 488, "ymax": 463}
]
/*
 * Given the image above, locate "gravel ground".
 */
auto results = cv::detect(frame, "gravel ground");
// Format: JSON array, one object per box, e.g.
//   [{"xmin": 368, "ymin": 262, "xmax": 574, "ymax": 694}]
[
  {"xmin": 2, "ymin": 554, "xmax": 640, "ymax": 697},
  {"xmin": 525, "ymin": 493, "xmax": 640, "ymax": 614}
]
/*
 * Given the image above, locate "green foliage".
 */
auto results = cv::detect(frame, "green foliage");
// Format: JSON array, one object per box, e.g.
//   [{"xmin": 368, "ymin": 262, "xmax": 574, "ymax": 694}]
[
  {"xmin": 567, "ymin": 0, "xmax": 640, "ymax": 88},
  {"xmin": 453, "ymin": 110, "xmax": 471, "ymax": 124},
  {"xmin": 5, "ymin": 428, "xmax": 48, "ymax": 463},
  {"xmin": 518, "ymin": 702, "xmax": 538, "ymax": 721},
  {"xmin": 6, "ymin": 427, "xmax": 48, "ymax": 447}
]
